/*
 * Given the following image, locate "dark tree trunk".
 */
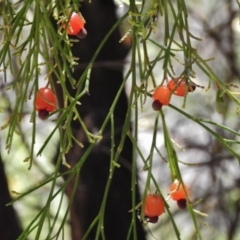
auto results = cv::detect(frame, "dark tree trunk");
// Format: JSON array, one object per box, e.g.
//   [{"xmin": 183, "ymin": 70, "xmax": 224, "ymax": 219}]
[
  {"xmin": 53, "ymin": 0, "xmax": 146, "ymax": 240},
  {"xmin": 0, "ymin": 158, "xmax": 22, "ymax": 240}
]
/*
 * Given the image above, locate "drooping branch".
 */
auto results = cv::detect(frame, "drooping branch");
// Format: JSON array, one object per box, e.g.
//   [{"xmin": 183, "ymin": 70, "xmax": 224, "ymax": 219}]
[{"xmin": 52, "ymin": 0, "xmax": 146, "ymax": 239}]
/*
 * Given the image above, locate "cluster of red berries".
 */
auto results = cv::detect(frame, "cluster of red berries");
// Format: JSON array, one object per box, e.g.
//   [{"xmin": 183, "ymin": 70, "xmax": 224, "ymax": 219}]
[
  {"xmin": 64, "ymin": 12, "xmax": 87, "ymax": 39},
  {"xmin": 142, "ymin": 180, "xmax": 189, "ymax": 224},
  {"xmin": 152, "ymin": 78, "xmax": 197, "ymax": 111},
  {"xmin": 34, "ymin": 12, "xmax": 87, "ymax": 120},
  {"xmin": 35, "ymin": 87, "xmax": 57, "ymax": 120}
]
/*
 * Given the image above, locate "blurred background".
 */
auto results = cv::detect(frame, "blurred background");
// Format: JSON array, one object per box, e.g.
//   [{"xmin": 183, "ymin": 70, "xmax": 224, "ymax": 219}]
[{"xmin": 1, "ymin": 0, "xmax": 240, "ymax": 239}]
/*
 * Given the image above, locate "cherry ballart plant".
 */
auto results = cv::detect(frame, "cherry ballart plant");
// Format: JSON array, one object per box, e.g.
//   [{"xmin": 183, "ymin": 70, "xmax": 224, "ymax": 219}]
[
  {"xmin": 1, "ymin": 1, "xmax": 240, "ymax": 240},
  {"xmin": 167, "ymin": 78, "xmax": 196, "ymax": 97},
  {"xmin": 170, "ymin": 179, "xmax": 190, "ymax": 209},
  {"xmin": 64, "ymin": 11, "xmax": 87, "ymax": 39},
  {"xmin": 144, "ymin": 193, "xmax": 165, "ymax": 223},
  {"xmin": 152, "ymin": 85, "xmax": 171, "ymax": 111},
  {"xmin": 35, "ymin": 87, "xmax": 57, "ymax": 120}
]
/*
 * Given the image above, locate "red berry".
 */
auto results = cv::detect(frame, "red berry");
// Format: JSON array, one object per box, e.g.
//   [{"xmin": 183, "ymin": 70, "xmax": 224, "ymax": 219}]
[
  {"xmin": 152, "ymin": 86, "xmax": 171, "ymax": 106},
  {"xmin": 169, "ymin": 180, "xmax": 189, "ymax": 201},
  {"xmin": 35, "ymin": 88, "xmax": 57, "ymax": 114},
  {"xmin": 167, "ymin": 78, "xmax": 196, "ymax": 97},
  {"xmin": 144, "ymin": 194, "xmax": 165, "ymax": 218},
  {"xmin": 67, "ymin": 12, "xmax": 84, "ymax": 35},
  {"xmin": 167, "ymin": 78, "xmax": 187, "ymax": 96}
]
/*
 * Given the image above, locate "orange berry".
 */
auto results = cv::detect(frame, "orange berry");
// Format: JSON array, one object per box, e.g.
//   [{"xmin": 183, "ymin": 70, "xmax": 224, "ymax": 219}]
[
  {"xmin": 144, "ymin": 194, "xmax": 165, "ymax": 218},
  {"xmin": 169, "ymin": 180, "xmax": 189, "ymax": 201},
  {"xmin": 152, "ymin": 86, "xmax": 171, "ymax": 105},
  {"xmin": 167, "ymin": 78, "xmax": 187, "ymax": 96},
  {"xmin": 167, "ymin": 78, "xmax": 196, "ymax": 97}
]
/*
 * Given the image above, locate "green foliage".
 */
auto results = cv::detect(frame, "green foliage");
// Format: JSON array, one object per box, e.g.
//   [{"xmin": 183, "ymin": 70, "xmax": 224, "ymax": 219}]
[{"xmin": 0, "ymin": 0, "xmax": 240, "ymax": 239}]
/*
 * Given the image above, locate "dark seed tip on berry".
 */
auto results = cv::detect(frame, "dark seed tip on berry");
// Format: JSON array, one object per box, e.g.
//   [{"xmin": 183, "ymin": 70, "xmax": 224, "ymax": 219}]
[
  {"xmin": 188, "ymin": 84, "xmax": 196, "ymax": 92},
  {"xmin": 76, "ymin": 28, "xmax": 87, "ymax": 39},
  {"xmin": 38, "ymin": 110, "xmax": 50, "ymax": 120},
  {"xmin": 152, "ymin": 100, "xmax": 162, "ymax": 111},
  {"xmin": 177, "ymin": 199, "xmax": 187, "ymax": 209},
  {"xmin": 147, "ymin": 216, "xmax": 159, "ymax": 223}
]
